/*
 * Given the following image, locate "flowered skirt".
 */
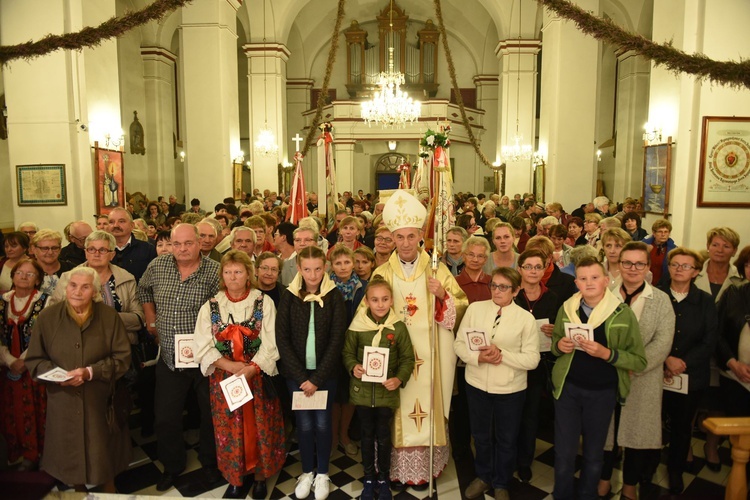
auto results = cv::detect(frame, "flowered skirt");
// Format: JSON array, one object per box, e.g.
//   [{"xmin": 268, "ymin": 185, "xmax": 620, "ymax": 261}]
[
  {"xmin": 0, "ymin": 369, "xmax": 47, "ymax": 462},
  {"xmin": 209, "ymin": 367, "xmax": 286, "ymax": 486}
]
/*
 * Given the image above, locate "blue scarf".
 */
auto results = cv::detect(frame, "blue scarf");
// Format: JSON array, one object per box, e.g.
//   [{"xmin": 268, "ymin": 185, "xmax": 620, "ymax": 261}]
[{"xmin": 330, "ymin": 272, "xmax": 362, "ymax": 302}]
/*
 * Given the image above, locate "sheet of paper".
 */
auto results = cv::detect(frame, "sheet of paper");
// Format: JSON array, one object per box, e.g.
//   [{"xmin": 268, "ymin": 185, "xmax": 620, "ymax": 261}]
[
  {"xmin": 663, "ymin": 373, "xmax": 689, "ymax": 394},
  {"xmin": 174, "ymin": 334, "xmax": 198, "ymax": 368},
  {"xmin": 536, "ymin": 319, "xmax": 551, "ymax": 353},
  {"xmin": 362, "ymin": 346, "xmax": 390, "ymax": 383},
  {"xmin": 722, "ymin": 371, "xmax": 750, "ymax": 392},
  {"xmin": 37, "ymin": 367, "xmax": 73, "ymax": 383},
  {"xmin": 465, "ymin": 328, "xmax": 489, "ymax": 352},
  {"xmin": 564, "ymin": 323, "xmax": 593, "ymax": 351},
  {"xmin": 292, "ymin": 390, "xmax": 329, "ymax": 410},
  {"xmin": 220, "ymin": 374, "xmax": 254, "ymax": 412}
]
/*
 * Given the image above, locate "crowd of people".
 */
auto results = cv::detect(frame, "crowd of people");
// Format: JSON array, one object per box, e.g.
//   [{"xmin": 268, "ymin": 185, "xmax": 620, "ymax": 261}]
[{"xmin": 0, "ymin": 186, "xmax": 748, "ymax": 500}]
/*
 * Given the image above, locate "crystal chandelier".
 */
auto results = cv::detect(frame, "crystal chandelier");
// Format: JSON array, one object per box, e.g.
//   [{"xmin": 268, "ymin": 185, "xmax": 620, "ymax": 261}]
[
  {"xmin": 501, "ymin": 0, "xmax": 532, "ymax": 162},
  {"xmin": 254, "ymin": 0, "xmax": 278, "ymax": 158},
  {"xmin": 361, "ymin": 0, "xmax": 420, "ymax": 127}
]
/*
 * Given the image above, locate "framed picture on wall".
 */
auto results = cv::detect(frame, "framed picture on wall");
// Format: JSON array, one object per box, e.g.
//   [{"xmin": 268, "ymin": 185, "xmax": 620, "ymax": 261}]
[
  {"xmin": 642, "ymin": 139, "xmax": 672, "ymax": 216},
  {"xmin": 94, "ymin": 146, "xmax": 125, "ymax": 215},
  {"xmin": 16, "ymin": 164, "xmax": 67, "ymax": 206},
  {"xmin": 698, "ymin": 116, "xmax": 750, "ymax": 208}
]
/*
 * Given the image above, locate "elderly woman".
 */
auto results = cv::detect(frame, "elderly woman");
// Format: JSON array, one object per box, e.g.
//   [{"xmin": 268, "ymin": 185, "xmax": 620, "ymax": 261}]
[
  {"xmin": 583, "ymin": 213, "xmax": 603, "ymax": 248},
  {"xmin": 373, "ymin": 226, "xmax": 395, "ymax": 268},
  {"xmin": 478, "ymin": 201, "xmax": 497, "ymax": 230},
  {"xmin": 194, "ymin": 250, "xmax": 285, "ymax": 499},
  {"xmin": 256, "ymin": 251, "xmax": 285, "ymax": 307},
  {"xmin": 565, "ymin": 216, "xmax": 586, "ymax": 247},
  {"xmin": 455, "ymin": 267, "xmax": 540, "ymax": 500},
  {"xmin": 0, "ymin": 258, "xmax": 49, "ymax": 471},
  {"xmin": 598, "ymin": 242, "xmax": 675, "ymax": 499},
  {"xmin": 30, "ymin": 230, "xmax": 75, "ymax": 296},
  {"xmin": 26, "ymin": 267, "xmax": 131, "ymax": 492},
  {"xmin": 622, "ymin": 212, "xmax": 647, "ymax": 241},
  {"xmin": 642, "ymin": 219, "xmax": 677, "ymax": 286},
  {"xmin": 657, "ymin": 247, "xmax": 717, "ymax": 494},
  {"xmin": 514, "ymin": 249, "xmax": 560, "ymax": 483},
  {"xmin": 497, "ymin": 195, "xmax": 512, "ymax": 220},
  {"xmin": 0, "ymin": 232, "xmax": 31, "ymax": 293}
]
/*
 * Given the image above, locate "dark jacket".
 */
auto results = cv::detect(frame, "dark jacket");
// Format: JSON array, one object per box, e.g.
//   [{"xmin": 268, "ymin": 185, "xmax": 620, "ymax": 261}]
[
  {"xmin": 275, "ymin": 287, "xmax": 348, "ymax": 388},
  {"xmin": 716, "ymin": 282, "xmax": 750, "ymax": 369},
  {"xmin": 59, "ymin": 242, "xmax": 86, "ymax": 266},
  {"xmin": 544, "ymin": 265, "xmax": 577, "ymax": 304},
  {"xmin": 657, "ymin": 283, "xmax": 718, "ymax": 391},
  {"xmin": 111, "ymin": 236, "xmax": 157, "ymax": 282},
  {"xmin": 626, "ymin": 227, "xmax": 648, "ymax": 242}
]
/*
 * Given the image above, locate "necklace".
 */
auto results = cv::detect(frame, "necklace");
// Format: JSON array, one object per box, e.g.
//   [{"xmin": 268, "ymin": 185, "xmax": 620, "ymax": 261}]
[
  {"xmin": 226, "ymin": 289, "xmax": 251, "ymax": 303},
  {"xmin": 523, "ymin": 289, "xmax": 542, "ymax": 313},
  {"xmin": 11, "ymin": 291, "xmax": 35, "ymax": 321}
]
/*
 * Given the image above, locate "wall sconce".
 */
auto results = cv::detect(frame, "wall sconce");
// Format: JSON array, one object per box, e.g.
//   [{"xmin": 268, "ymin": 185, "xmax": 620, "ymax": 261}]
[
  {"xmin": 233, "ymin": 150, "xmax": 245, "ymax": 164},
  {"xmin": 179, "ymin": 151, "xmax": 186, "ymax": 163},
  {"xmin": 387, "ymin": 140, "xmax": 398, "ymax": 151},
  {"xmin": 643, "ymin": 123, "xmax": 662, "ymax": 144},
  {"xmin": 596, "ymin": 149, "xmax": 602, "ymax": 162},
  {"xmin": 103, "ymin": 130, "xmax": 125, "ymax": 151}
]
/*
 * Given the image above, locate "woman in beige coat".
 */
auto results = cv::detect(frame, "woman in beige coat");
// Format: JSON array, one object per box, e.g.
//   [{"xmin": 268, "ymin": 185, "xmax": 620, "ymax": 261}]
[
  {"xmin": 598, "ymin": 242, "xmax": 675, "ymax": 499},
  {"xmin": 26, "ymin": 267, "xmax": 131, "ymax": 492}
]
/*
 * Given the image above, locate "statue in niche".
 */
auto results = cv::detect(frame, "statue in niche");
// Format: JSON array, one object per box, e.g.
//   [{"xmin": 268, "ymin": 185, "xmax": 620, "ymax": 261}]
[{"xmin": 129, "ymin": 110, "xmax": 145, "ymax": 155}]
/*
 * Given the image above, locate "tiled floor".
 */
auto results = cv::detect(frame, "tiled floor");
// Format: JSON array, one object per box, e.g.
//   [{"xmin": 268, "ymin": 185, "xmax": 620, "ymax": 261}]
[{"xmin": 28, "ymin": 407, "xmax": 730, "ymax": 500}]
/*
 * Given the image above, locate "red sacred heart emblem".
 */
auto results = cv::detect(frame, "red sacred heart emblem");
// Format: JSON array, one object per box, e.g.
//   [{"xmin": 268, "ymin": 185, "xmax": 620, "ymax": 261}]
[{"xmin": 726, "ymin": 151, "xmax": 738, "ymax": 167}]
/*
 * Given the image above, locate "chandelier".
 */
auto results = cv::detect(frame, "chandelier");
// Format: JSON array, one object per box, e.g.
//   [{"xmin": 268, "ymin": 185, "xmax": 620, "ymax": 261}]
[
  {"xmin": 361, "ymin": 0, "xmax": 421, "ymax": 127},
  {"xmin": 501, "ymin": 0, "xmax": 532, "ymax": 162},
  {"xmin": 254, "ymin": 0, "xmax": 278, "ymax": 158}
]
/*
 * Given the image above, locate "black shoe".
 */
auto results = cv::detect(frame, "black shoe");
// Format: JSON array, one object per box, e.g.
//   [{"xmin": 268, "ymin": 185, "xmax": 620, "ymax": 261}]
[
  {"xmin": 705, "ymin": 460, "xmax": 722, "ymax": 472},
  {"xmin": 156, "ymin": 470, "xmax": 182, "ymax": 491},
  {"xmin": 518, "ymin": 466, "xmax": 532, "ymax": 483},
  {"xmin": 668, "ymin": 470, "xmax": 684, "ymax": 495},
  {"xmin": 251, "ymin": 479, "xmax": 267, "ymax": 499},
  {"xmin": 389, "ymin": 481, "xmax": 407, "ymax": 492},
  {"xmin": 203, "ymin": 466, "xmax": 223, "ymax": 485},
  {"xmin": 225, "ymin": 484, "xmax": 245, "ymax": 498},
  {"xmin": 411, "ymin": 483, "xmax": 429, "ymax": 491}
]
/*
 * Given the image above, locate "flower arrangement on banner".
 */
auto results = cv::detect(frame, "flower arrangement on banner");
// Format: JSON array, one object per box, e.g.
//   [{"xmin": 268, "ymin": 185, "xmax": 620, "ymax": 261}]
[
  {"xmin": 419, "ymin": 126, "xmax": 451, "ymax": 157},
  {"xmin": 318, "ymin": 122, "xmax": 333, "ymax": 133}
]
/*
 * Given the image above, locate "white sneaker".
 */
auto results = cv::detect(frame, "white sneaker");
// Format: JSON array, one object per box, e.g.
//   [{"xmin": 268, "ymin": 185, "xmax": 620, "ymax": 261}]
[
  {"xmin": 295, "ymin": 472, "xmax": 315, "ymax": 499},
  {"xmin": 313, "ymin": 473, "xmax": 331, "ymax": 500}
]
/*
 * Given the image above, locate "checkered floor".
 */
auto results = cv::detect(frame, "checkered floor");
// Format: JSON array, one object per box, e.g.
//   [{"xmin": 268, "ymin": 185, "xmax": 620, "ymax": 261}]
[{"xmin": 31, "ymin": 407, "xmax": 730, "ymax": 499}]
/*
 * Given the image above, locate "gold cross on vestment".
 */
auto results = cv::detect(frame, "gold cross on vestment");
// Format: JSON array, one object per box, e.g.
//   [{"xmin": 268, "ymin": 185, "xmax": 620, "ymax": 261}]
[
  {"xmin": 413, "ymin": 350, "xmax": 424, "ymax": 380},
  {"xmin": 409, "ymin": 399, "xmax": 428, "ymax": 433}
]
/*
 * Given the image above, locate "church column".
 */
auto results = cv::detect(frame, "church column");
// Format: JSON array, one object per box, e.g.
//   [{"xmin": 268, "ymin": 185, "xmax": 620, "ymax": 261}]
[
  {"xmin": 334, "ymin": 140, "xmax": 356, "ymax": 193},
  {"xmin": 474, "ymin": 75, "xmax": 499, "ymax": 194},
  {"xmin": 0, "ymin": 0, "xmax": 111, "ymax": 232},
  {"xmin": 612, "ymin": 49, "xmax": 650, "ymax": 202},
  {"xmin": 244, "ymin": 43, "xmax": 290, "ymax": 193},
  {"xmin": 495, "ymin": 40, "xmax": 541, "ymax": 196},
  {"xmin": 538, "ymin": 0, "xmax": 600, "ymax": 210},
  {"xmin": 180, "ymin": 0, "xmax": 240, "ymax": 203},
  {"xmin": 141, "ymin": 47, "xmax": 178, "ymax": 199}
]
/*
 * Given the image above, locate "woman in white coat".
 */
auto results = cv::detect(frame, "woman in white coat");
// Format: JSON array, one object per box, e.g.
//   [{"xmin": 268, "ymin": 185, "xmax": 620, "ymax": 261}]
[{"xmin": 455, "ymin": 267, "xmax": 540, "ymax": 500}]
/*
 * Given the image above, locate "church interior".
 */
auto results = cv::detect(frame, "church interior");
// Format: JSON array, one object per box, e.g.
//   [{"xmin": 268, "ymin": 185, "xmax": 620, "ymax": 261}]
[{"xmin": 0, "ymin": 0, "xmax": 748, "ymax": 498}]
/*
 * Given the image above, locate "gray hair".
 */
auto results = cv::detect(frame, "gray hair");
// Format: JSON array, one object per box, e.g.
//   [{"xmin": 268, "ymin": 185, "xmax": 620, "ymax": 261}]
[
  {"xmin": 58, "ymin": 267, "xmax": 103, "ymax": 303},
  {"xmin": 569, "ymin": 244, "xmax": 599, "ymax": 265},
  {"xmin": 230, "ymin": 226, "xmax": 256, "ymax": 245},
  {"xmin": 17, "ymin": 221, "xmax": 40, "ymax": 231},
  {"xmin": 85, "ymin": 230, "xmax": 116, "ymax": 250},
  {"xmin": 592, "ymin": 196, "xmax": 610, "ymax": 211},
  {"xmin": 462, "ymin": 235, "xmax": 490, "ymax": 255},
  {"xmin": 198, "ymin": 218, "xmax": 220, "ymax": 236}
]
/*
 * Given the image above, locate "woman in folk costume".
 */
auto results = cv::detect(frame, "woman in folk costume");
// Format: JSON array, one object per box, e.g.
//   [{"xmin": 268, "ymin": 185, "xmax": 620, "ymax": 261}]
[
  {"xmin": 0, "ymin": 258, "xmax": 49, "ymax": 471},
  {"xmin": 374, "ymin": 190, "xmax": 468, "ymax": 491},
  {"xmin": 194, "ymin": 250, "xmax": 285, "ymax": 499}
]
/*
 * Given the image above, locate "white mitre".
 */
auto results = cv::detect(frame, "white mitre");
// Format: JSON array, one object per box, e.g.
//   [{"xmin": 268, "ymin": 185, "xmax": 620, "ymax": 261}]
[{"xmin": 382, "ymin": 189, "xmax": 426, "ymax": 232}]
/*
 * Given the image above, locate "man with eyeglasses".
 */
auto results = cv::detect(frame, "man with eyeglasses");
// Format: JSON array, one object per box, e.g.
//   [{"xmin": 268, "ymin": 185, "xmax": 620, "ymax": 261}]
[
  {"xmin": 274, "ymin": 222, "xmax": 297, "ymax": 286},
  {"xmin": 59, "ymin": 221, "xmax": 93, "ymax": 266},
  {"xmin": 137, "ymin": 223, "xmax": 221, "ymax": 492},
  {"xmin": 30, "ymin": 229, "xmax": 74, "ymax": 296},
  {"xmin": 108, "ymin": 207, "xmax": 157, "ymax": 282}
]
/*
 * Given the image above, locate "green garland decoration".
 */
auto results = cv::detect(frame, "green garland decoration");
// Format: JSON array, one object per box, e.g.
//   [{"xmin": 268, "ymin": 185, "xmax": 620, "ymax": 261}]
[
  {"xmin": 540, "ymin": 0, "xmax": 750, "ymax": 90},
  {"xmin": 433, "ymin": 0, "xmax": 494, "ymax": 169},
  {"xmin": 301, "ymin": 0, "xmax": 346, "ymax": 157},
  {"xmin": 0, "ymin": 0, "xmax": 190, "ymax": 65}
]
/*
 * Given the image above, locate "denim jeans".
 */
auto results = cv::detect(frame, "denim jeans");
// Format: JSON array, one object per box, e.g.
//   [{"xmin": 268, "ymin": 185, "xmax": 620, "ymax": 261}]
[
  {"xmin": 286, "ymin": 378, "xmax": 337, "ymax": 474},
  {"xmin": 357, "ymin": 406, "xmax": 393, "ymax": 479},
  {"xmin": 466, "ymin": 384, "xmax": 526, "ymax": 489},
  {"xmin": 553, "ymin": 383, "xmax": 616, "ymax": 500}
]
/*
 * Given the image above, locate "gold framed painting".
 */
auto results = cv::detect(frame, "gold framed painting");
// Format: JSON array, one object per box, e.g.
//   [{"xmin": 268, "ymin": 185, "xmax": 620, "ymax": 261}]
[{"xmin": 698, "ymin": 116, "xmax": 750, "ymax": 208}]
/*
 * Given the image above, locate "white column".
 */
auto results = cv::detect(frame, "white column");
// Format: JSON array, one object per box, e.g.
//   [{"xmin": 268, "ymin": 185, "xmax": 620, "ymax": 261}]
[
  {"xmin": 141, "ymin": 47, "xmax": 178, "ymax": 199},
  {"xmin": 538, "ymin": 0, "xmax": 600, "ymax": 210},
  {"xmin": 495, "ymin": 40, "xmax": 540, "ymax": 196},
  {"xmin": 180, "ymin": 0, "xmax": 240, "ymax": 203},
  {"xmin": 244, "ymin": 43, "xmax": 290, "ymax": 193},
  {"xmin": 474, "ymin": 75, "xmax": 499, "ymax": 195},
  {"xmin": 611, "ymin": 49, "xmax": 650, "ymax": 202},
  {"xmin": 0, "ymin": 0, "xmax": 99, "ymax": 233},
  {"xmin": 334, "ymin": 140, "xmax": 356, "ymax": 192}
]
